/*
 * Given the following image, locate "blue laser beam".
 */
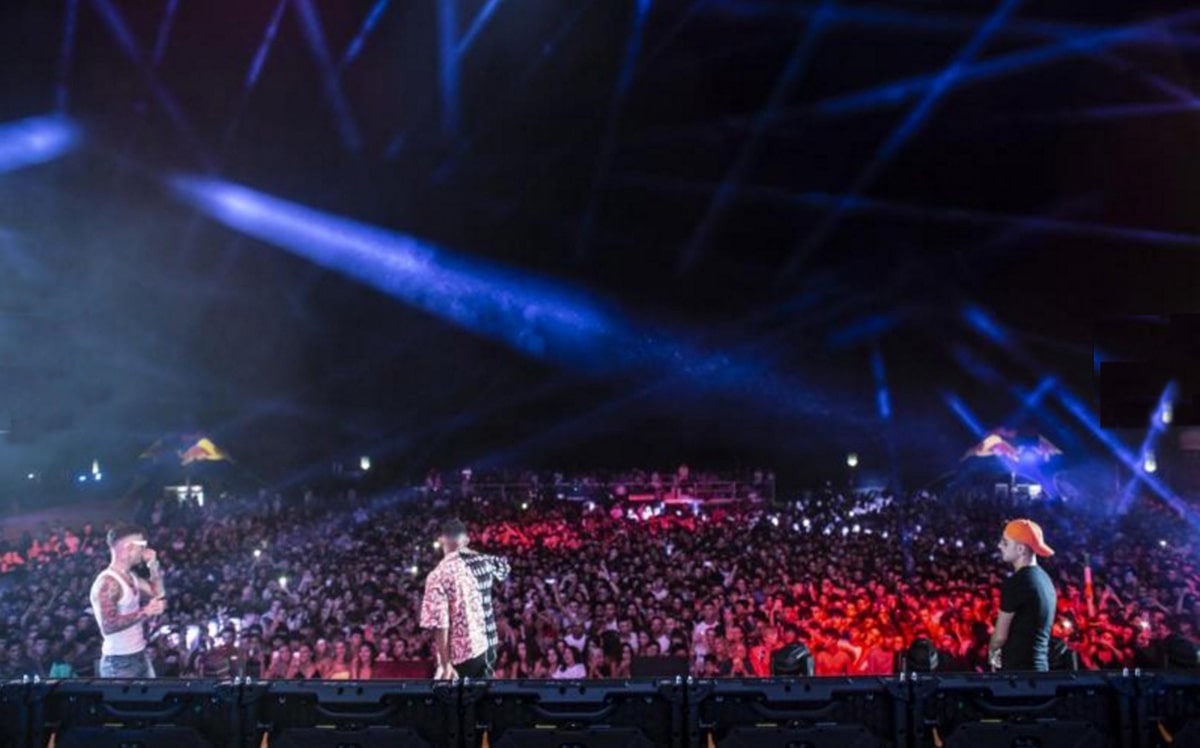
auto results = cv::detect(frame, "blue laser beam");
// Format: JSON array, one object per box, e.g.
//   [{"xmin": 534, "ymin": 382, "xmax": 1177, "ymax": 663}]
[
  {"xmin": 458, "ymin": 0, "xmax": 506, "ymax": 57},
  {"xmin": 574, "ymin": 0, "xmax": 654, "ymax": 261},
  {"xmin": 783, "ymin": 0, "xmax": 1023, "ymax": 278},
  {"xmin": 88, "ymin": 0, "xmax": 207, "ymax": 161},
  {"xmin": 339, "ymin": 0, "xmax": 392, "ymax": 71},
  {"xmin": 55, "ymin": 0, "xmax": 80, "ymax": 112},
  {"xmin": 943, "ymin": 392, "xmax": 986, "ymax": 438},
  {"xmin": 293, "ymin": 0, "xmax": 363, "ymax": 151},
  {"xmin": 438, "ymin": 0, "xmax": 461, "ymax": 135},
  {"xmin": 817, "ymin": 8, "xmax": 1200, "ymax": 118},
  {"xmin": 675, "ymin": 0, "xmax": 836, "ymax": 273},
  {"xmin": 151, "ymin": 0, "xmax": 182, "ymax": 68}
]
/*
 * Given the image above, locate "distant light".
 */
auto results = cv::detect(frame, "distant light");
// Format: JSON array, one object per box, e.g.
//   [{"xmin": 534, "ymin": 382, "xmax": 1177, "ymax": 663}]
[
  {"xmin": 91, "ymin": 459, "xmax": 100, "ymax": 476},
  {"xmin": 841, "ymin": 526, "xmax": 849, "ymax": 537},
  {"xmin": 769, "ymin": 516, "xmax": 779, "ymax": 527},
  {"xmin": 1143, "ymin": 451, "xmax": 1158, "ymax": 474},
  {"xmin": 26, "ymin": 473, "xmax": 35, "ymax": 480},
  {"xmin": 76, "ymin": 474, "xmax": 88, "ymax": 483},
  {"xmin": 1159, "ymin": 539, "xmax": 1168, "ymax": 548},
  {"xmin": 409, "ymin": 565, "xmax": 419, "ymax": 576},
  {"xmin": 955, "ymin": 539, "xmax": 963, "ymax": 548},
  {"xmin": 881, "ymin": 531, "xmax": 889, "ymax": 539},
  {"xmin": 93, "ymin": 473, "xmax": 102, "ymax": 481},
  {"xmin": 852, "ymin": 524, "xmax": 860, "ymax": 534},
  {"xmin": 585, "ymin": 501, "xmax": 595, "ymax": 511},
  {"xmin": 278, "ymin": 576, "xmax": 288, "ymax": 587},
  {"xmin": 1063, "ymin": 619, "xmax": 1074, "ymax": 630},
  {"xmin": 520, "ymin": 502, "xmax": 528, "ymax": 510},
  {"xmin": 432, "ymin": 541, "xmax": 440, "ymax": 549},
  {"xmin": 846, "ymin": 453, "xmax": 859, "ymax": 468},
  {"xmin": 1161, "ymin": 403, "xmax": 1173, "ymax": 425},
  {"xmin": 1029, "ymin": 484, "xmax": 1043, "ymax": 499},
  {"xmin": 802, "ymin": 518, "xmax": 811, "ymax": 528},
  {"xmin": 360, "ymin": 456, "xmax": 371, "ymax": 471},
  {"xmin": 0, "ymin": 114, "xmax": 80, "ymax": 174},
  {"xmin": 253, "ymin": 549, "xmax": 262, "ymax": 559},
  {"xmin": 792, "ymin": 523, "xmax": 800, "ymax": 532}
]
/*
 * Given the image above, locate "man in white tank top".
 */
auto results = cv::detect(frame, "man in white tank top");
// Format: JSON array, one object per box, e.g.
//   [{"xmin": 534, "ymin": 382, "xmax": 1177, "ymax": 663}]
[{"xmin": 89, "ymin": 523, "xmax": 167, "ymax": 678}]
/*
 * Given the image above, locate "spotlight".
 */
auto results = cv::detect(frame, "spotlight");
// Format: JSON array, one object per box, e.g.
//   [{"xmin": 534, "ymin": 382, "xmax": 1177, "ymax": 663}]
[
  {"xmin": 846, "ymin": 453, "xmax": 859, "ymax": 468},
  {"xmin": 770, "ymin": 643, "xmax": 815, "ymax": 676},
  {"xmin": 1161, "ymin": 403, "xmax": 1173, "ymax": 425},
  {"xmin": 360, "ymin": 456, "xmax": 371, "ymax": 471},
  {"xmin": 93, "ymin": 473, "xmax": 102, "ymax": 481},
  {"xmin": 904, "ymin": 638, "xmax": 940, "ymax": 673},
  {"xmin": 1143, "ymin": 450, "xmax": 1157, "ymax": 474},
  {"xmin": 253, "ymin": 550, "xmax": 262, "ymax": 559}
]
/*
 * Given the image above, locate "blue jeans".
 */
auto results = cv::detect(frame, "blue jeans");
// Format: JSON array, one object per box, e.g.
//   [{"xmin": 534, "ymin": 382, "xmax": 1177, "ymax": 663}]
[{"xmin": 99, "ymin": 650, "xmax": 156, "ymax": 678}]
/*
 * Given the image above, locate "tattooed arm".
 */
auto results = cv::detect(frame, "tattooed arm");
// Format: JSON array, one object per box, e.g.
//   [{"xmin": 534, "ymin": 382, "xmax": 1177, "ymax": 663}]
[{"xmin": 96, "ymin": 575, "xmax": 162, "ymax": 636}]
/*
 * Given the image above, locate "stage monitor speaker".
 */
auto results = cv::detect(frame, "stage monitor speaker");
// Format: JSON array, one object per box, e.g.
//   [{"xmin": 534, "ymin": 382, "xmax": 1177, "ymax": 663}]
[
  {"xmin": 691, "ymin": 677, "xmax": 908, "ymax": 748},
  {"xmin": 631, "ymin": 656, "xmax": 689, "ymax": 678},
  {"xmin": 33, "ymin": 679, "xmax": 240, "ymax": 748},
  {"xmin": 911, "ymin": 672, "xmax": 1133, "ymax": 748},
  {"xmin": 465, "ymin": 678, "xmax": 686, "ymax": 748},
  {"xmin": 251, "ymin": 680, "xmax": 458, "ymax": 748},
  {"xmin": 1136, "ymin": 671, "xmax": 1200, "ymax": 748}
]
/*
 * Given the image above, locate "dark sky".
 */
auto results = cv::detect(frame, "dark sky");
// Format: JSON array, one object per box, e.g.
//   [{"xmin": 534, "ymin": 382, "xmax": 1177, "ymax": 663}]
[{"xmin": 1, "ymin": 0, "xmax": 1198, "ymax": 488}]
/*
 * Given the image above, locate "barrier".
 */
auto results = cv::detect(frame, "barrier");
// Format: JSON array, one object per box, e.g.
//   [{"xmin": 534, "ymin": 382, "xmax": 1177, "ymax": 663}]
[
  {"xmin": 5, "ymin": 672, "xmax": 1198, "ymax": 748},
  {"xmin": 250, "ymin": 680, "xmax": 459, "ymax": 748},
  {"xmin": 691, "ymin": 677, "xmax": 910, "ymax": 748},
  {"xmin": 1, "ymin": 681, "xmax": 27, "ymax": 748},
  {"xmin": 911, "ymin": 672, "xmax": 1134, "ymax": 748},
  {"xmin": 32, "ymin": 679, "xmax": 241, "ymax": 748},
  {"xmin": 1135, "ymin": 671, "xmax": 1200, "ymax": 748},
  {"xmin": 464, "ymin": 678, "xmax": 687, "ymax": 748}
]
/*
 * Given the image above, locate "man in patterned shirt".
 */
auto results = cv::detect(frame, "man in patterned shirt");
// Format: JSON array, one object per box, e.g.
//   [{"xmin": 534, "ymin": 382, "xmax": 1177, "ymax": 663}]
[{"xmin": 420, "ymin": 519, "xmax": 510, "ymax": 679}]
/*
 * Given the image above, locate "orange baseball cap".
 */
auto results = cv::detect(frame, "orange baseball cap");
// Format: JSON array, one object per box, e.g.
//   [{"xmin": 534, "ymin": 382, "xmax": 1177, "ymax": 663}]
[{"xmin": 1004, "ymin": 519, "xmax": 1054, "ymax": 557}]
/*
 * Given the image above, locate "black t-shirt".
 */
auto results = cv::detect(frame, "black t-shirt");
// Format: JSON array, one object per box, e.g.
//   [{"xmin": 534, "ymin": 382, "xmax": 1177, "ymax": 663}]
[{"xmin": 1000, "ymin": 565, "xmax": 1057, "ymax": 671}]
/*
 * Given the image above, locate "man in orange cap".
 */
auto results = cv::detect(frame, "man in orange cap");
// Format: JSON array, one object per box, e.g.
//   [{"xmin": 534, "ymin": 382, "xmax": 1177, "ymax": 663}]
[{"xmin": 988, "ymin": 519, "xmax": 1057, "ymax": 671}]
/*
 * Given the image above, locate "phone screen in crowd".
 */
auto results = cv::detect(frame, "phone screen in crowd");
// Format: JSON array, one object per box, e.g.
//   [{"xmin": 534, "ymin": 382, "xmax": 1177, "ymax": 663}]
[{"xmin": 185, "ymin": 625, "xmax": 200, "ymax": 651}]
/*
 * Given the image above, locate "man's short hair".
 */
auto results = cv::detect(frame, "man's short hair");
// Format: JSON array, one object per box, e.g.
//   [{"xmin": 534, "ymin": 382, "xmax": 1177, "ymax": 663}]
[
  {"xmin": 439, "ymin": 518, "xmax": 468, "ymax": 539},
  {"xmin": 106, "ymin": 522, "xmax": 145, "ymax": 549}
]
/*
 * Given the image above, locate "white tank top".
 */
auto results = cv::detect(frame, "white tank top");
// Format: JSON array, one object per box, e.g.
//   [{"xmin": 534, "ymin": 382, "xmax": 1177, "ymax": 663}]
[{"xmin": 90, "ymin": 568, "xmax": 146, "ymax": 656}]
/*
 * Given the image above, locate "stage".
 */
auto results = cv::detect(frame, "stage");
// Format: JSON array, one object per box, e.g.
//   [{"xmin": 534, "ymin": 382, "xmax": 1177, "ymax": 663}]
[{"xmin": 3, "ymin": 671, "xmax": 1198, "ymax": 747}]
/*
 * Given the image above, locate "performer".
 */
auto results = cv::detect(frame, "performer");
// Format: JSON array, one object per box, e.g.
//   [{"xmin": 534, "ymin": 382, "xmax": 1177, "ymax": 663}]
[
  {"xmin": 989, "ymin": 519, "xmax": 1057, "ymax": 671},
  {"xmin": 420, "ymin": 519, "xmax": 510, "ymax": 679},
  {"xmin": 89, "ymin": 523, "xmax": 166, "ymax": 678}
]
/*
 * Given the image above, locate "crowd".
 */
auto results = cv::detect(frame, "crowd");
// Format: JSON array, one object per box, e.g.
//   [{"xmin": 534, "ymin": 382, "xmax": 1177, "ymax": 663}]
[{"xmin": 1, "ymin": 473, "xmax": 1197, "ymax": 680}]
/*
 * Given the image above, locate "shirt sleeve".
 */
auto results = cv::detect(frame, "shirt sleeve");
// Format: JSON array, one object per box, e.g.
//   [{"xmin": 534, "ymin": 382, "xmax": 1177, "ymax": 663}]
[
  {"xmin": 489, "ymin": 554, "xmax": 511, "ymax": 582},
  {"xmin": 419, "ymin": 570, "xmax": 449, "ymax": 629}
]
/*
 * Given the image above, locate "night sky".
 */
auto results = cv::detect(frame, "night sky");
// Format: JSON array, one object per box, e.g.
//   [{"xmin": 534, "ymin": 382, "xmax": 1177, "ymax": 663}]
[{"xmin": 1, "ymin": 0, "xmax": 1198, "ymax": 490}]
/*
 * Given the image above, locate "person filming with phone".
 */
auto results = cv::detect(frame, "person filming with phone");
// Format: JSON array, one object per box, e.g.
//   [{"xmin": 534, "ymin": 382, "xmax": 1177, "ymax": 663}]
[{"xmin": 89, "ymin": 523, "xmax": 167, "ymax": 678}]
